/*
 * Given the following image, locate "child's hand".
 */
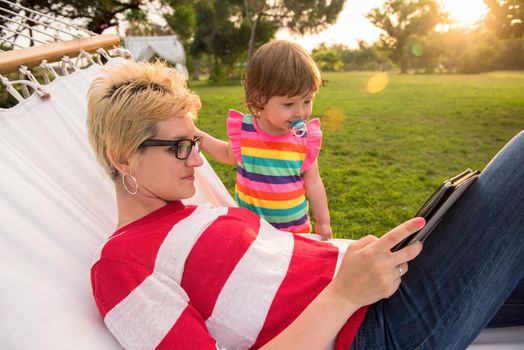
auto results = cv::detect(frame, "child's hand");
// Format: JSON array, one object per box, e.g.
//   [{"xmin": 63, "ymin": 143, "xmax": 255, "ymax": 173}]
[{"xmin": 316, "ymin": 222, "xmax": 333, "ymax": 240}]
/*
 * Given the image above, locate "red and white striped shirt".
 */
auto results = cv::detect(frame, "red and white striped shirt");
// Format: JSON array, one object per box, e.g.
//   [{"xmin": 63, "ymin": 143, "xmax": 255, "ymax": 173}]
[{"xmin": 91, "ymin": 201, "xmax": 368, "ymax": 349}]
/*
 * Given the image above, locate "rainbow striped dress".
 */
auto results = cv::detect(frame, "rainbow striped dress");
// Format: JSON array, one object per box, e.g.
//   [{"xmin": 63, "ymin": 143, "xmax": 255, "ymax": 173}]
[{"xmin": 227, "ymin": 109, "xmax": 322, "ymax": 233}]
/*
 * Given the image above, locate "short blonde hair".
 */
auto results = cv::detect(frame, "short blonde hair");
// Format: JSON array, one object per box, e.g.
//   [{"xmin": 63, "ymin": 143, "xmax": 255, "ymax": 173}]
[
  {"xmin": 243, "ymin": 40, "xmax": 323, "ymax": 114},
  {"xmin": 87, "ymin": 60, "xmax": 201, "ymax": 179}
]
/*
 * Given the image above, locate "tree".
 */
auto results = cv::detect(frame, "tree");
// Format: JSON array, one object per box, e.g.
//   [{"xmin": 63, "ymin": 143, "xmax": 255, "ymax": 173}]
[
  {"xmin": 164, "ymin": 2, "xmax": 196, "ymax": 43},
  {"xmin": 242, "ymin": 0, "xmax": 345, "ymax": 60},
  {"xmin": 125, "ymin": 8, "xmax": 175, "ymax": 37},
  {"xmin": 187, "ymin": 0, "xmax": 274, "ymax": 80},
  {"xmin": 485, "ymin": 0, "xmax": 524, "ymax": 38},
  {"xmin": 367, "ymin": 0, "xmax": 448, "ymax": 73},
  {"xmin": 0, "ymin": 0, "xmax": 344, "ymax": 80},
  {"xmin": 311, "ymin": 46, "xmax": 342, "ymax": 71},
  {"xmin": 0, "ymin": 0, "xmax": 144, "ymax": 39},
  {"xmin": 310, "ymin": 42, "xmax": 392, "ymax": 71}
]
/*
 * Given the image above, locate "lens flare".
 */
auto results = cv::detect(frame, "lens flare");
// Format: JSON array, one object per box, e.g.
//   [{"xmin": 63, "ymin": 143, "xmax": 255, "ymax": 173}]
[
  {"xmin": 411, "ymin": 43, "xmax": 424, "ymax": 57},
  {"xmin": 366, "ymin": 73, "xmax": 389, "ymax": 94},
  {"xmin": 320, "ymin": 107, "xmax": 345, "ymax": 130}
]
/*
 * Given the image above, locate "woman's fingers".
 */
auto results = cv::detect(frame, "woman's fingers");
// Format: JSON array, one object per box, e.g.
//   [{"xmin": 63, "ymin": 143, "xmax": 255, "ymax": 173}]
[
  {"xmin": 333, "ymin": 219, "xmax": 425, "ymax": 306},
  {"xmin": 347, "ymin": 235, "xmax": 378, "ymax": 254},
  {"xmin": 375, "ymin": 217, "xmax": 426, "ymax": 252},
  {"xmin": 373, "ymin": 218, "xmax": 424, "ymax": 277}
]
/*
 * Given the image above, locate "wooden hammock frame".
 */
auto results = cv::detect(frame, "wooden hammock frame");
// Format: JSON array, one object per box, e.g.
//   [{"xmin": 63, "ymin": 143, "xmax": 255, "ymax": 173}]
[{"xmin": 0, "ymin": 34, "xmax": 120, "ymax": 74}]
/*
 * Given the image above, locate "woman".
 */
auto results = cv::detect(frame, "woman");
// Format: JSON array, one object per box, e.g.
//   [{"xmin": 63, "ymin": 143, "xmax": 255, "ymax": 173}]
[{"xmin": 87, "ymin": 60, "xmax": 523, "ymax": 349}]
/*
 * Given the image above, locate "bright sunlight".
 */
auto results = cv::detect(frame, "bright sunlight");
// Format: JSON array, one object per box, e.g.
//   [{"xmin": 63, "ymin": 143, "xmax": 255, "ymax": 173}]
[
  {"xmin": 441, "ymin": 0, "xmax": 489, "ymax": 27},
  {"xmin": 278, "ymin": 0, "xmax": 490, "ymax": 51}
]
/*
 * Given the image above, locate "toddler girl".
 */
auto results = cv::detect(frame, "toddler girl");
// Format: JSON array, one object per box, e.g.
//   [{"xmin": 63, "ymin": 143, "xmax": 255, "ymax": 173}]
[{"xmin": 199, "ymin": 40, "xmax": 332, "ymax": 239}]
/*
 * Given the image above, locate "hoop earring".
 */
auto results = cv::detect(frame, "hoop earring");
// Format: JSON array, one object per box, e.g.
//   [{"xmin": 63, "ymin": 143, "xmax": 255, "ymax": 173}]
[{"xmin": 122, "ymin": 174, "xmax": 139, "ymax": 195}]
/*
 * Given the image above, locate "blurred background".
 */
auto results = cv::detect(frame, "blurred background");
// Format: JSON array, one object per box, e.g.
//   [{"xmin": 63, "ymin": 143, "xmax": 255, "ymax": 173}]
[
  {"xmin": 1, "ymin": 0, "xmax": 523, "ymax": 238},
  {"xmin": 2, "ymin": 0, "xmax": 523, "ymax": 79}
]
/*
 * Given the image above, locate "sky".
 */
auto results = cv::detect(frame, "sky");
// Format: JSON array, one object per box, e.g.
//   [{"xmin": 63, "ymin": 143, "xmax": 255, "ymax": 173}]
[{"xmin": 277, "ymin": 0, "xmax": 489, "ymax": 51}]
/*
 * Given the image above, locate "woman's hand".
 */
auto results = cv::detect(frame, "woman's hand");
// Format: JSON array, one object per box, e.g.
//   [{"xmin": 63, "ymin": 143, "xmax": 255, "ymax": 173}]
[
  {"xmin": 262, "ymin": 218, "xmax": 425, "ymax": 350},
  {"xmin": 331, "ymin": 217, "xmax": 425, "ymax": 309}
]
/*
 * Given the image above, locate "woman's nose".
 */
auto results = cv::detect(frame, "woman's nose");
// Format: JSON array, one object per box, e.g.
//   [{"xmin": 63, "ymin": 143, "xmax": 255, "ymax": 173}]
[{"xmin": 186, "ymin": 148, "xmax": 204, "ymax": 167}]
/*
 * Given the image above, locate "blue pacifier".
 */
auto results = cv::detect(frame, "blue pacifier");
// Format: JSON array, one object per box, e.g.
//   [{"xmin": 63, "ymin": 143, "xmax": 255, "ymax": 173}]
[{"xmin": 290, "ymin": 120, "xmax": 307, "ymax": 137}]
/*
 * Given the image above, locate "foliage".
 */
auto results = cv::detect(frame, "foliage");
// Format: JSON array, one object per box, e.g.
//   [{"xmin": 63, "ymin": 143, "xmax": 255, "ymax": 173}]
[
  {"xmin": 312, "ymin": 43, "xmax": 393, "ymax": 71},
  {"xmin": 223, "ymin": 0, "xmax": 346, "ymax": 60},
  {"xmin": 187, "ymin": 0, "xmax": 275, "ymax": 81},
  {"xmin": 0, "ymin": 84, "xmax": 19, "ymax": 109},
  {"xmin": 491, "ymin": 37, "xmax": 524, "ymax": 69},
  {"xmin": 311, "ymin": 46, "xmax": 343, "ymax": 71},
  {"xmin": 68, "ymin": 0, "xmax": 345, "ymax": 78},
  {"xmin": 361, "ymin": 0, "xmax": 524, "ymax": 73},
  {"xmin": 0, "ymin": 68, "xmax": 57, "ymax": 108},
  {"xmin": 3, "ymin": 0, "xmax": 524, "ymax": 80},
  {"xmin": 0, "ymin": 0, "xmax": 143, "ymax": 35},
  {"xmin": 165, "ymin": 2, "xmax": 196, "ymax": 43},
  {"xmin": 367, "ymin": 0, "xmax": 449, "ymax": 73},
  {"xmin": 406, "ymin": 28, "xmax": 524, "ymax": 73},
  {"xmin": 485, "ymin": 0, "xmax": 524, "ymax": 39},
  {"xmin": 193, "ymin": 71, "xmax": 524, "ymax": 238},
  {"xmin": 125, "ymin": 8, "xmax": 174, "ymax": 36},
  {"xmin": 251, "ymin": 0, "xmax": 346, "ymax": 35},
  {"xmin": 457, "ymin": 42, "xmax": 498, "ymax": 73}
]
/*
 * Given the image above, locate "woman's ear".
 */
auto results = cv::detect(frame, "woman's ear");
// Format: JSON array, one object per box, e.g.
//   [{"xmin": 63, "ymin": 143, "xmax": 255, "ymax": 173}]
[{"xmin": 108, "ymin": 149, "xmax": 130, "ymax": 176}]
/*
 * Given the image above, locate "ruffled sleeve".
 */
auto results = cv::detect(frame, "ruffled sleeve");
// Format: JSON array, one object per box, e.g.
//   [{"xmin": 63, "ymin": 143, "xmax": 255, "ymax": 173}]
[
  {"xmin": 301, "ymin": 118, "xmax": 322, "ymax": 172},
  {"xmin": 226, "ymin": 109, "xmax": 244, "ymax": 164}
]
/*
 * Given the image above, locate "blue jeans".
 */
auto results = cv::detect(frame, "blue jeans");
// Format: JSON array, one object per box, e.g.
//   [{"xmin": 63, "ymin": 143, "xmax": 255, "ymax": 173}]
[{"xmin": 351, "ymin": 131, "xmax": 524, "ymax": 349}]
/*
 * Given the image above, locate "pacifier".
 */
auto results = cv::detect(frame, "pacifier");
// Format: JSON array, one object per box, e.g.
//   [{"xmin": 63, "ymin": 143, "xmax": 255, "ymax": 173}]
[{"xmin": 290, "ymin": 120, "xmax": 307, "ymax": 137}]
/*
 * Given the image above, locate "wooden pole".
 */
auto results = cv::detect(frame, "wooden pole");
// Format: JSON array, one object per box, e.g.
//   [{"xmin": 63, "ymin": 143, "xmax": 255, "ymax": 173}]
[{"xmin": 0, "ymin": 34, "xmax": 120, "ymax": 74}]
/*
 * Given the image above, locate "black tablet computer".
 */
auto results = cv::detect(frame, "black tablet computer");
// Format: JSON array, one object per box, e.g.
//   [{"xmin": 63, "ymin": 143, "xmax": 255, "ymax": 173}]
[{"xmin": 391, "ymin": 168, "xmax": 480, "ymax": 252}]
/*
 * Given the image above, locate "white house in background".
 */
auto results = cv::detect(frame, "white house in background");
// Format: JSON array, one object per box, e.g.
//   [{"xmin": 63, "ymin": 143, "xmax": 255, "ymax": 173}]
[{"xmin": 123, "ymin": 35, "xmax": 189, "ymax": 80}]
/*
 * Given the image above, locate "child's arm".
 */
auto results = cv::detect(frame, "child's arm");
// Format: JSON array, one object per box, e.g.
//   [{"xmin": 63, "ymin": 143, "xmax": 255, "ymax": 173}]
[
  {"xmin": 197, "ymin": 130, "xmax": 238, "ymax": 165},
  {"xmin": 303, "ymin": 160, "xmax": 332, "ymax": 240}
]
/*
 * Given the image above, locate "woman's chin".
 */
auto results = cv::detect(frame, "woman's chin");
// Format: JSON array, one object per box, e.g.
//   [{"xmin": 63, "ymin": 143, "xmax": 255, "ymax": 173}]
[
  {"xmin": 180, "ymin": 186, "xmax": 196, "ymax": 200},
  {"xmin": 158, "ymin": 185, "xmax": 196, "ymax": 203}
]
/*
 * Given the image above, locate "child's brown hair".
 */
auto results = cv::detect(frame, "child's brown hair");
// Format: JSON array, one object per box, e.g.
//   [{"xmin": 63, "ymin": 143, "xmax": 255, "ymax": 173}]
[{"xmin": 243, "ymin": 40, "xmax": 323, "ymax": 115}]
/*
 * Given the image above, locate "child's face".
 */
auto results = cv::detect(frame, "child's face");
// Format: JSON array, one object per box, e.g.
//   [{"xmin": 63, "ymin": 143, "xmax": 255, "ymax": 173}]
[{"xmin": 257, "ymin": 93, "xmax": 314, "ymax": 135}]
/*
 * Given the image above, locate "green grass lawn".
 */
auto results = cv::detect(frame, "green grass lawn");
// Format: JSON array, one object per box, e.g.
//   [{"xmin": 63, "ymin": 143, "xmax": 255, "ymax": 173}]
[{"xmin": 191, "ymin": 71, "xmax": 524, "ymax": 239}]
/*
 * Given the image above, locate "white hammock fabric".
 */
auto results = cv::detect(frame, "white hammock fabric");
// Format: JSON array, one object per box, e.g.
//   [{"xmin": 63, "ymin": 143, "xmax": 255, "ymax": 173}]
[
  {"xmin": 123, "ymin": 36, "xmax": 189, "ymax": 80},
  {"xmin": 0, "ymin": 57, "xmax": 521, "ymax": 349},
  {"xmin": 0, "ymin": 57, "xmax": 233, "ymax": 349}
]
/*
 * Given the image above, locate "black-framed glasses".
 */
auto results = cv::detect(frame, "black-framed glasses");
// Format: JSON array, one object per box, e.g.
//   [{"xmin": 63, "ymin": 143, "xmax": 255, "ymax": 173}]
[{"xmin": 139, "ymin": 136, "xmax": 203, "ymax": 160}]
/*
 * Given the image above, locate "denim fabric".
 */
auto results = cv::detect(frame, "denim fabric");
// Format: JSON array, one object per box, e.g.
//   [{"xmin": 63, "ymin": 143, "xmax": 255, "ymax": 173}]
[{"xmin": 351, "ymin": 131, "xmax": 524, "ymax": 350}]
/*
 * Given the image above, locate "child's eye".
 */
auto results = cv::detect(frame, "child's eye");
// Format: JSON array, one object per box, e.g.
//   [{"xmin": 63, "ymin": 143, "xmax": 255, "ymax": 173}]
[
  {"xmin": 283, "ymin": 103, "xmax": 293, "ymax": 107},
  {"xmin": 304, "ymin": 100, "xmax": 311, "ymax": 104}
]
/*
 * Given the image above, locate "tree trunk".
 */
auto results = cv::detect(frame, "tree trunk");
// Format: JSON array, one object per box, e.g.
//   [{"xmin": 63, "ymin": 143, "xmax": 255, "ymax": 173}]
[
  {"xmin": 400, "ymin": 57, "xmax": 409, "ymax": 74},
  {"xmin": 211, "ymin": 54, "xmax": 222, "ymax": 81},
  {"xmin": 192, "ymin": 58, "xmax": 200, "ymax": 80},
  {"xmin": 398, "ymin": 41, "xmax": 409, "ymax": 74},
  {"xmin": 247, "ymin": 2, "xmax": 266, "ymax": 61},
  {"xmin": 247, "ymin": 20, "xmax": 258, "ymax": 61}
]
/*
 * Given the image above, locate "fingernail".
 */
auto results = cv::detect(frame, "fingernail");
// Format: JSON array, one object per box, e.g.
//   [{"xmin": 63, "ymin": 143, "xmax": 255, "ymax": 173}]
[{"xmin": 415, "ymin": 217, "xmax": 426, "ymax": 228}]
